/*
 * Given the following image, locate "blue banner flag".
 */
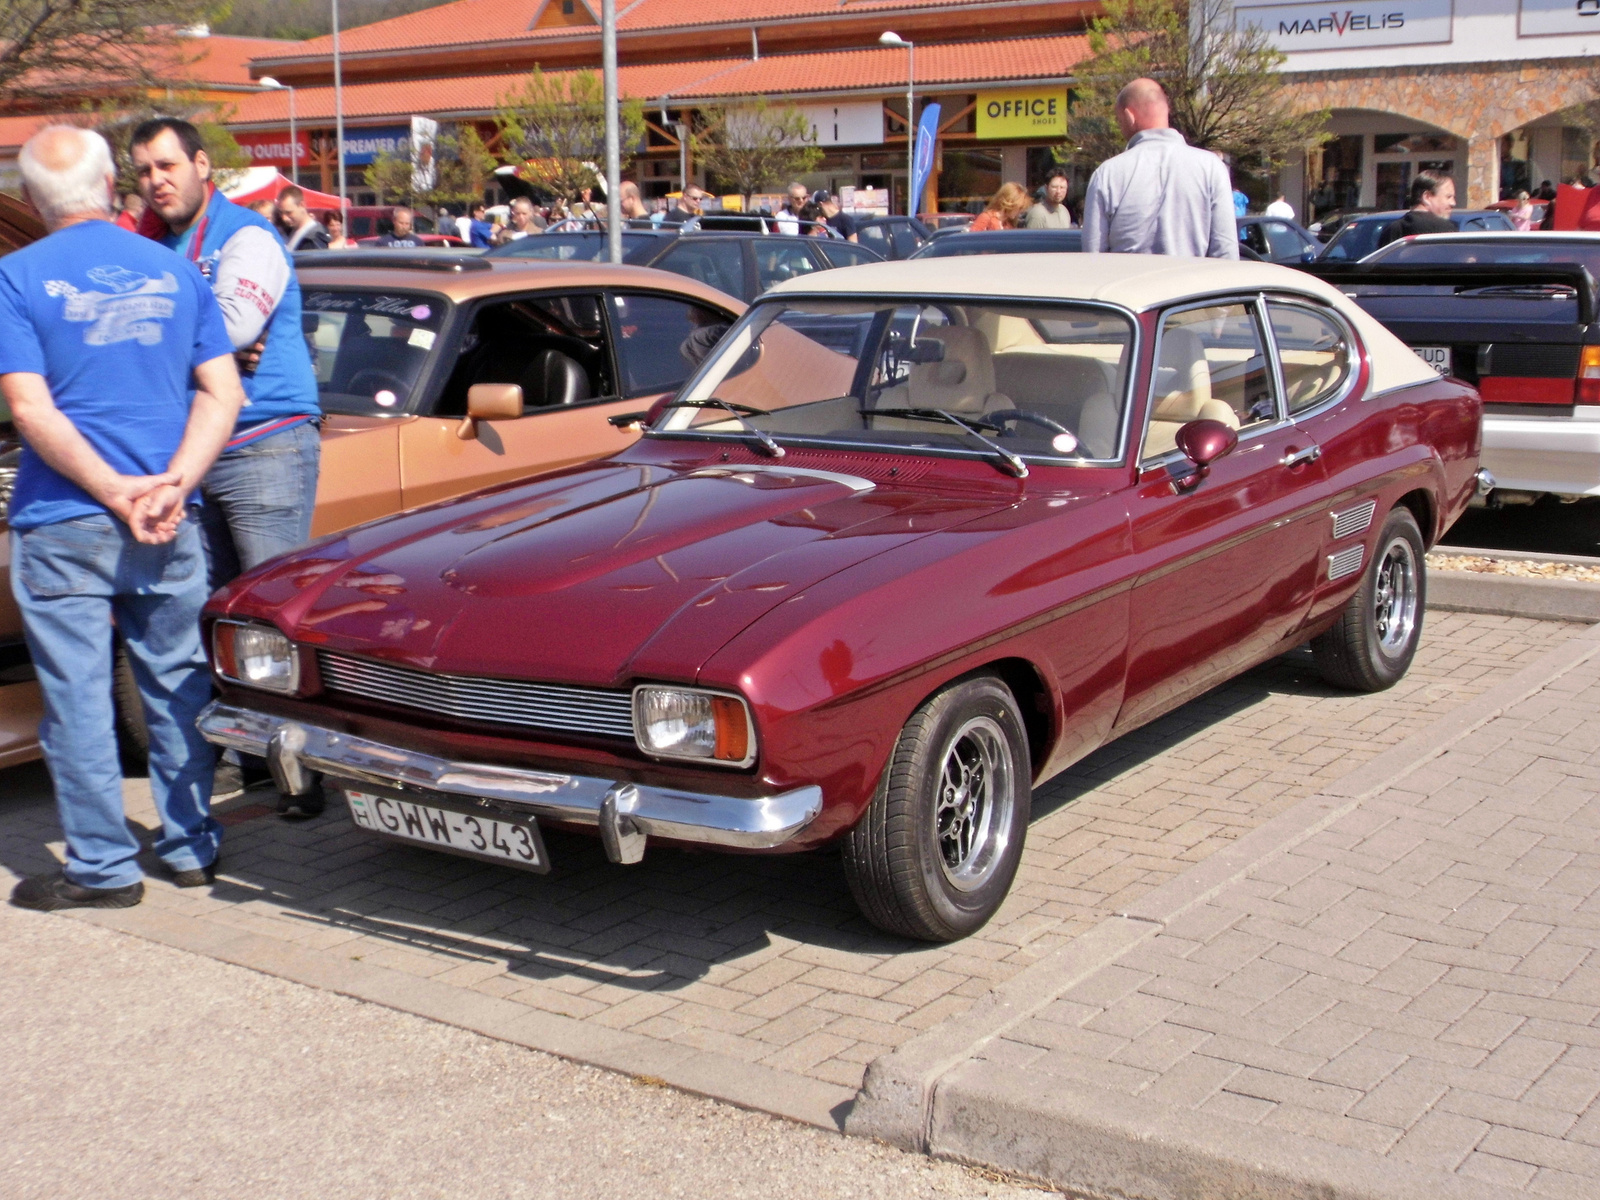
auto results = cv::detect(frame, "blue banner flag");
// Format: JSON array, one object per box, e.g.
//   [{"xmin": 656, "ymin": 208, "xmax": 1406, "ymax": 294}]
[{"xmin": 910, "ymin": 103, "xmax": 941, "ymax": 216}]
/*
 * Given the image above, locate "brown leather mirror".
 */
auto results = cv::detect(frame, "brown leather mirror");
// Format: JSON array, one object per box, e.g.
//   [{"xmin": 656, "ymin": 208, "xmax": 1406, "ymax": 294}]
[{"xmin": 458, "ymin": 383, "xmax": 524, "ymax": 440}]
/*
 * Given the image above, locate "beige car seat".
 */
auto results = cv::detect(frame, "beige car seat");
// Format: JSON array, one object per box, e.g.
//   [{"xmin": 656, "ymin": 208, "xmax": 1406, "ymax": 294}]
[
  {"xmin": 875, "ymin": 325, "xmax": 1010, "ymax": 415},
  {"xmin": 1142, "ymin": 326, "xmax": 1239, "ymax": 458}
]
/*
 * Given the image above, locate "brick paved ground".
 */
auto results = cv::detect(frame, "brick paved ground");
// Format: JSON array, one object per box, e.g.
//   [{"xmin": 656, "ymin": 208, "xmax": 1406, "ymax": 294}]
[
  {"xmin": 0, "ymin": 612, "xmax": 1581, "ymax": 1095},
  {"xmin": 970, "ymin": 633, "xmax": 1600, "ymax": 1198}
]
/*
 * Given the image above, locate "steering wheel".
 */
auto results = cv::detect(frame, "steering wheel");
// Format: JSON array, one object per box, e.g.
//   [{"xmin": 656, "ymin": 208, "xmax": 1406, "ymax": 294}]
[
  {"xmin": 985, "ymin": 409, "xmax": 1072, "ymax": 436},
  {"xmin": 345, "ymin": 369, "xmax": 409, "ymax": 401}
]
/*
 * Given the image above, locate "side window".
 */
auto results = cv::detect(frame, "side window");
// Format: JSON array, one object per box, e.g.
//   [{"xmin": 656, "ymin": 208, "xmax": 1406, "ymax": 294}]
[
  {"xmin": 652, "ymin": 241, "xmax": 745, "ymax": 299},
  {"xmin": 1143, "ymin": 302, "xmax": 1277, "ymax": 460},
  {"xmin": 857, "ymin": 224, "xmax": 889, "ymax": 253},
  {"xmin": 1269, "ymin": 301, "xmax": 1352, "ymax": 414},
  {"xmin": 1239, "ymin": 224, "xmax": 1270, "ymax": 257},
  {"xmin": 890, "ymin": 224, "xmax": 925, "ymax": 258},
  {"xmin": 755, "ymin": 242, "xmax": 823, "ymax": 292},
  {"xmin": 433, "ymin": 293, "xmax": 614, "ymax": 416},
  {"xmin": 817, "ymin": 242, "xmax": 879, "ymax": 268},
  {"xmin": 610, "ymin": 293, "xmax": 731, "ymax": 398},
  {"xmin": 1265, "ymin": 222, "xmax": 1309, "ymax": 261}
]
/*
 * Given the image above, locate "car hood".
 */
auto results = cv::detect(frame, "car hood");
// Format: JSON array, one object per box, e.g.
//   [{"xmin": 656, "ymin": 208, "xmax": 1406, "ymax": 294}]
[{"xmin": 222, "ymin": 456, "xmax": 1021, "ymax": 686}]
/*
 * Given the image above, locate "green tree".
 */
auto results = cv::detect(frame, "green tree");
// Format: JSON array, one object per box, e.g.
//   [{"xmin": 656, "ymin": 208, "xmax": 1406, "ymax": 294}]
[
  {"xmin": 364, "ymin": 124, "xmax": 499, "ymax": 208},
  {"xmin": 693, "ymin": 100, "xmax": 823, "ymax": 206},
  {"xmin": 495, "ymin": 68, "xmax": 645, "ymax": 205},
  {"xmin": 1, "ymin": 1, "xmax": 224, "ymax": 106},
  {"xmin": 1059, "ymin": 0, "xmax": 1328, "ymax": 176}
]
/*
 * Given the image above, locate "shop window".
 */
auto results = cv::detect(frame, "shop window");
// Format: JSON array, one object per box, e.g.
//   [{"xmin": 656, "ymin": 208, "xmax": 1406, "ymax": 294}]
[
  {"xmin": 1374, "ymin": 133, "xmax": 1455, "ymax": 155},
  {"xmin": 1307, "ymin": 134, "xmax": 1361, "ymax": 223},
  {"xmin": 940, "ymin": 147, "xmax": 1002, "ymax": 213}
]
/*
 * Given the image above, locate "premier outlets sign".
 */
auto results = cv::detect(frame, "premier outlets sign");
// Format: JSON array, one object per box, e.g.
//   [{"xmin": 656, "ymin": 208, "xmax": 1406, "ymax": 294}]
[{"xmin": 1234, "ymin": 0, "xmax": 1454, "ymax": 50}]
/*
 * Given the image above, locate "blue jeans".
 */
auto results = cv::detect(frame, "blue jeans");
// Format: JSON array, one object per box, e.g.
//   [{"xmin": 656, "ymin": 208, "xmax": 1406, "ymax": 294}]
[
  {"xmin": 197, "ymin": 421, "xmax": 321, "ymax": 590},
  {"xmin": 11, "ymin": 515, "xmax": 219, "ymax": 888}
]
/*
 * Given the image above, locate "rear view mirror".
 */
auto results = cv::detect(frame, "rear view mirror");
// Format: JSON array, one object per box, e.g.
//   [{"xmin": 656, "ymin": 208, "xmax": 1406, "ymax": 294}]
[
  {"xmin": 1171, "ymin": 418, "xmax": 1238, "ymax": 492},
  {"xmin": 458, "ymin": 383, "xmax": 523, "ymax": 440}
]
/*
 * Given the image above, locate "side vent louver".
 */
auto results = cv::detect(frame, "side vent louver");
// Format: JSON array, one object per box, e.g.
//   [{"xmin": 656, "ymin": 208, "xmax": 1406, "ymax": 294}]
[
  {"xmin": 1331, "ymin": 499, "xmax": 1377, "ymax": 541},
  {"xmin": 1328, "ymin": 544, "xmax": 1365, "ymax": 582}
]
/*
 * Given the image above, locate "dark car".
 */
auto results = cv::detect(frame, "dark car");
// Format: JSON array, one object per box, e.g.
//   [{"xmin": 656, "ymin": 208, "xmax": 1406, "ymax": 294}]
[
  {"xmin": 488, "ymin": 229, "xmax": 884, "ymax": 302},
  {"xmin": 854, "ymin": 216, "xmax": 932, "ymax": 260},
  {"xmin": 1237, "ymin": 215, "xmax": 1320, "ymax": 264},
  {"xmin": 909, "ymin": 229, "xmax": 1267, "ymax": 262},
  {"xmin": 1317, "ymin": 210, "xmax": 1515, "ymax": 262},
  {"xmin": 1309, "ymin": 231, "xmax": 1600, "ymax": 505}
]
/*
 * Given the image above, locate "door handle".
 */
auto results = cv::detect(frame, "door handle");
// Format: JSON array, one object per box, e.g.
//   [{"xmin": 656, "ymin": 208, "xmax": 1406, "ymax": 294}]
[{"xmin": 1281, "ymin": 444, "xmax": 1322, "ymax": 469}]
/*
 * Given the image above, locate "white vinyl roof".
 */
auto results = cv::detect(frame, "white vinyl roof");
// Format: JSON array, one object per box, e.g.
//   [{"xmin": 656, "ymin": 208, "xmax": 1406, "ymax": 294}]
[{"xmin": 769, "ymin": 253, "xmax": 1437, "ymax": 395}]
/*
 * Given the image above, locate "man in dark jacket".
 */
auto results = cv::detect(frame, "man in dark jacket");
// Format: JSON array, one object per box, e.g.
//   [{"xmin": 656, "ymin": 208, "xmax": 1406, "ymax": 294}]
[{"xmin": 1378, "ymin": 171, "xmax": 1456, "ymax": 247}]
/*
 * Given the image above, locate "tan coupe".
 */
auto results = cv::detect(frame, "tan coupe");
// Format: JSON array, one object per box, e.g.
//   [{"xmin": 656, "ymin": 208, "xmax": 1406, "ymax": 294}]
[{"xmin": 0, "ymin": 253, "xmax": 741, "ymax": 767}]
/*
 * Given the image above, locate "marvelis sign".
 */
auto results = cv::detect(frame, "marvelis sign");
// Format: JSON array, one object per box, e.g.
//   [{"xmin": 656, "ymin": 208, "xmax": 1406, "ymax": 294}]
[{"xmin": 1235, "ymin": 0, "xmax": 1454, "ymax": 50}]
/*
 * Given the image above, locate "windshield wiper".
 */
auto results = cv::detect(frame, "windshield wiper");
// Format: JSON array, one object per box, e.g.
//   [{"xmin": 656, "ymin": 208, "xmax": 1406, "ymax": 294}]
[
  {"xmin": 864, "ymin": 407, "xmax": 1028, "ymax": 478},
  {"xmin": 652, "ymin": 399, "xmax": 784, "ymax": 458}
]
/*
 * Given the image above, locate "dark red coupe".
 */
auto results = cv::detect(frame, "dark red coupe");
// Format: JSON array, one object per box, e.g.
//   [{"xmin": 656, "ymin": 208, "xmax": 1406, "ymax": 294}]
[{"xmin": 198, "ymin": 256, "xmax": 1484, "ymax": 941}]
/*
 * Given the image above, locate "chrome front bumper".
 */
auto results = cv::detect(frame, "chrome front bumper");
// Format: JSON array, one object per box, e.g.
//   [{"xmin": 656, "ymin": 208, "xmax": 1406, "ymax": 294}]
[{"xmin": 197, "ymin": 701, "xmax": 823, "ymax": 864}]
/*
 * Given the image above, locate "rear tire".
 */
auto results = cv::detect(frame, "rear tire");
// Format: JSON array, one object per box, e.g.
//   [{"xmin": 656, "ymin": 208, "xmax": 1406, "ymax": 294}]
[
  {"xmin": 841, "ymin": 675, "xmax": 1031, "ymax": 942},
  {"xmin": 112, "ymin": 640, "xmax": 150, "ymax": 775},
  {"xmin": 1312, "ymin": 507, "xmax": 1425, "ymax": 692}
]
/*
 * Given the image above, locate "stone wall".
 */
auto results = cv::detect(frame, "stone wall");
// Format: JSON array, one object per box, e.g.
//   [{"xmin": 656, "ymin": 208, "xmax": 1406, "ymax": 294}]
[{"xmin": 1284, "ymin": 57, "xmax": 1599, "ymax": 206}]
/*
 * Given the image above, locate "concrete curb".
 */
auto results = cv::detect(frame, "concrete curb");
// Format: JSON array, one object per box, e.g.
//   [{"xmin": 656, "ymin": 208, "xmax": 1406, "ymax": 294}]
[
  {"xmin": 848, "ymin": 621, "xmax": 1600, "ymax": 1196},
  {"xmin": 1428, "ymin": 569, "xmax": 1600, "ymax": 622},
  {"xmin": 67, "ymin": 902, "xmax": 856, "ymax": 1132}
]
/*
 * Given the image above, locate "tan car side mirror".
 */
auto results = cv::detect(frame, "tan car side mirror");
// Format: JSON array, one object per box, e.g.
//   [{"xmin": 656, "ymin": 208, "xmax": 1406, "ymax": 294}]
[{"xmin": 458, "ymin": 383, "xmax": 524, "ymax": 440}]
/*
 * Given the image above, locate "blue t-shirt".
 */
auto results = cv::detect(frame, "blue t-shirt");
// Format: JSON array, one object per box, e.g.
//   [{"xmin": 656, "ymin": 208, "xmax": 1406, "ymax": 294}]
[
  {"xmin": 0, "ymin": 219, "xmax": 232, "ymax": 531},
  {"xmin": 468, "ymin": 218, "xmax": 494, "ymax": 248}
]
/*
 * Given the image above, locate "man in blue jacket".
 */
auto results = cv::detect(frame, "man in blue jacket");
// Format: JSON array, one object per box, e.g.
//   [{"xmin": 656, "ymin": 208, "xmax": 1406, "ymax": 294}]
[{"xmin": 132, "ymin": 118, "xmax": 325, "ymax": 814}]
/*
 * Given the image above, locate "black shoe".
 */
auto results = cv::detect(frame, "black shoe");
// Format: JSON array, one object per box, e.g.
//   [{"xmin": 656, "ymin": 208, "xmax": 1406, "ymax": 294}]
[
  {"xmin": 170, "ymin": 862, "xmax": 216, "ymax": 888},
  {"xmin": 277, "ymin": 782, "xmax": 325, "ymax": 820},
  {"xmin": 11, "ymin": 872, "xmax": 144, "ymax": 911}
]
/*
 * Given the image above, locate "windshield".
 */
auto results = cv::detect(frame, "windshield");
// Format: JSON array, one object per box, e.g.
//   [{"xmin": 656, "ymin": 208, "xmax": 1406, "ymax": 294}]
[
  {"xmin": 656, "ymin": 298, "xmax": 1133, "ymax": 462},
  {"xmin": 1370, "ymin": 239, "xmax": 1600, "ymax": 276},
  {"xmin": 487, "ymin": 233, "xmax": 661, "ymax": 263},
  {"xmin": 914, "ymin": 233, "xmax": 1082, "ymax": 259},
  {"xmin": 300, "ymin": 289, "xmax": 446, "ymax": 416}
]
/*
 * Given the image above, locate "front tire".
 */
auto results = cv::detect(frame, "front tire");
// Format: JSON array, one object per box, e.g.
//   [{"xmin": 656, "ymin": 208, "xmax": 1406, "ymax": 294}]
[
  {"xmin": 842, "ymin": 676, "xmax": 1031, "ymax": 942},
  {"xmin": 1312, "ymin": 506, "xmax": 1425, "ymax": 692},
  {"xmin": 112, "ymin": 640, "xmax": 150, "ymax": 774}
]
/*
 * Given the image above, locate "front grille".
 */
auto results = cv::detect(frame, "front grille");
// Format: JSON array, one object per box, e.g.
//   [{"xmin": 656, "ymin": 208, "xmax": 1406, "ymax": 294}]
[
  {"xmin": 1482, "ymin": 344, "xmax": 1582, "ymax": 378},
  {"xmin": 317, "ymin": 651, "xmax": 636, "ymax": 740}
]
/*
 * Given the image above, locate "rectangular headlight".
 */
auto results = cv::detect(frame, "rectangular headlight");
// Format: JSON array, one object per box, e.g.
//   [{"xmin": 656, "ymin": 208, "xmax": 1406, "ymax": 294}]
[
  {"xmin": 213, "ymin": 621, "xmax": 300, "ymax": 694},
  {"xmin": 633, "ymin": 686, "xmax": 754, "ymax": 766}
]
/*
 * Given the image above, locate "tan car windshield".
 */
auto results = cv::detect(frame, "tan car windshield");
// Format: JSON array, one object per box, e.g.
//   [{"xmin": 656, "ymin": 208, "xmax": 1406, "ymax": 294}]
[
  {"xmin": 301, "ymin": 289, "xmax": 446, "ymax": 416},
  {"xmin": 664, "ymin": 299, "xmax": 1133, "ymax": 462}
]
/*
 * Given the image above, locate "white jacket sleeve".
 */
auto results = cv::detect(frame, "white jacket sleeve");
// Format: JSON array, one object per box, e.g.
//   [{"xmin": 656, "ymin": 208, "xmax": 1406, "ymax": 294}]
[
  {"xmin": 1081, "ymin": 168, "xmax": 1110, "ymax": 253},
  {"xmin": 1208, "ymin": 159, "xmax": 1240, "ymax": 261},
  {"xmin": 211, "ymin": 225, "xmax": 293, "ymax": 349}
]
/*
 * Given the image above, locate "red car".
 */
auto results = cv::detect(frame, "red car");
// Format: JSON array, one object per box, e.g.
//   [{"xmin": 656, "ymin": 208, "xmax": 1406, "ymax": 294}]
[{"xmin": 197, "ymin": 256, "xmax": 1484, "ymax": 941}]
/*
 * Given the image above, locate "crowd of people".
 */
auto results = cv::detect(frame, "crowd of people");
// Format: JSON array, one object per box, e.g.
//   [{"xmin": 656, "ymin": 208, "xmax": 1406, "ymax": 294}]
[{"xmin": 2, "ymin": 77, "xmax": 1248, "ymax": 912}]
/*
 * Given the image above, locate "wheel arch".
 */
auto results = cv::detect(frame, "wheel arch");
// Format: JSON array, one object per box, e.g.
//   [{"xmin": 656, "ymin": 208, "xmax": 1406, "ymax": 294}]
[
  {"xmin": 965, "ymin": 656, "xmax": 1055, "ymax": 778},
  {"xmin": 1396, "ymin": 487, "xmax": 1437, "ymax": 547}
]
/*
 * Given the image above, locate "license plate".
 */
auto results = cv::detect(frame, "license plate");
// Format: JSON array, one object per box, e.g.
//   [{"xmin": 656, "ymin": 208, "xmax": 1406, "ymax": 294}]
[
  {"xmin": 344, "ymin": 788, "xmax": 548, "ymax": 871},
  {"xmin": 1413, "ymin": 345, "xmax": 1451, "ymax": 375}
]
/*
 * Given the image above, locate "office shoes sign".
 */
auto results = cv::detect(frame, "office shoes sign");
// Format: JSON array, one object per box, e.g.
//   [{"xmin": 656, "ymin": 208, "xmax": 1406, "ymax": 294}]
[
  {"xmin": 1520, "ymin": 0, "xmax": 1600, "ymax": 36},
  {"xmin": 974, "ymin": 90, "xmax": 1068, "ymax": 139},
  {"xmin": 1235, "ymin": 0, "xmax": 1454, "ymax": 50}
]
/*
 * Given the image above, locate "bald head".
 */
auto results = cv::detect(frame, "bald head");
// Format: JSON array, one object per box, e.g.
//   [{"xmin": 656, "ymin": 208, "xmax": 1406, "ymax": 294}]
[
  {"xmin": 18, "ymin": 125, "xmax": 116, "ymax": 228},
  {"xmin": 1114, "ymin": 78, "xmax": 1170, "ymax": 140}
]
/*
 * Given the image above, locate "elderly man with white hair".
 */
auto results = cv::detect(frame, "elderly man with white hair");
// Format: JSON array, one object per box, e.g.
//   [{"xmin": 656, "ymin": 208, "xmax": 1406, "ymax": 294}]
[{"xmin": 1, "ymin": 125, "xmax": 247, "ymax": 911}]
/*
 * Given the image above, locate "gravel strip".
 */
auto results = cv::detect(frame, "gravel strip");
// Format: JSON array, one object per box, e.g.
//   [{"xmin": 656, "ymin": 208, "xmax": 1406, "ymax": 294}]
[{"xmin": 1427, "ymin": 552, "xmax": 1600, "ymax": 583}]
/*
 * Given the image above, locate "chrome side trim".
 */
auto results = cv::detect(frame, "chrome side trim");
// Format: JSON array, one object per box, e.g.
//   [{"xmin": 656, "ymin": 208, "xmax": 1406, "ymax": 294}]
[
  {"xmin": 1331, "ymin": 498, "xmax": 1377, "ymax": 541},
  {"xmin": 686, "ymin": 464, "xmax": 876, "ymax": 492},
  {"xmin": 1329, "ymin": 544, "xmax": 1365, "ymax": 581},
  {"xmin": 197, "ymin": 702, "xmax": 822, "ymax": 854}
]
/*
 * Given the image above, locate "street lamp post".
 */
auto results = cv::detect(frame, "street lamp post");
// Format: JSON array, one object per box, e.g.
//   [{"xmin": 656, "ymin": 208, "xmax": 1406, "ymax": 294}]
[
  {"xmin": 879, "ymin": 32, "xmax": 915, "ymax": 214},
  {"xmin": 602, "ymin": 0, "xmax": 621, "ymax": 264},
  {"xmin": 259, "ymin": 77, "xmax": 296, "ymax": 185},
  {"xmin": 332, "ymin": 0, "xmax": 347, "ymax": 219}
]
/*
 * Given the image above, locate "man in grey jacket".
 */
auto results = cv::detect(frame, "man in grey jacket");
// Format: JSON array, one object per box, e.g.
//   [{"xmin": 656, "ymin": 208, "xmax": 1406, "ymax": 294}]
[{"xmin": 1080, "ymin": 78, "xmax": 1238, "ymax": 259}]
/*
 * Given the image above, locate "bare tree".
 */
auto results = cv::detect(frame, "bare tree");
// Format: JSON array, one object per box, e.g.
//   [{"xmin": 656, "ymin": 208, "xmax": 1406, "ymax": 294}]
[
  {"xmin": 1059, "ymin": 0, "xmax": 1328, "ymax": 175},
  {"xmin": 495, "ymin": 68, "xmax": 644, "ymax": 205},
  {"xmin": 693, "ymin": 100, "xmax": 823, "ymax": 206},
  {"xmin": 0, "ymin": 1, "xmax": 219, "ymax": 105}
]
